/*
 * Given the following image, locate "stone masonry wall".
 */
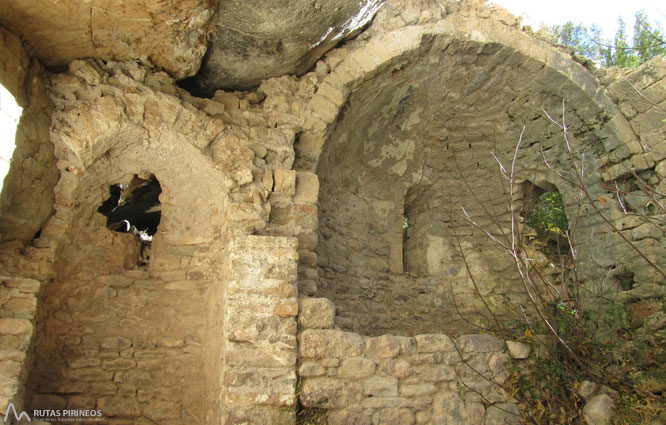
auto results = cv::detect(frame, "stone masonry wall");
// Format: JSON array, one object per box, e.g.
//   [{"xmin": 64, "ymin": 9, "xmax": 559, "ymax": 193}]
[
  {"xmin": 593, "ymin": 58, "xmax": 666, "ymax": 295},
  {"xmin": 298, "ymin": 297, "xmax": 519, "ymax": 425},
  {"xmin": 0, "ymin": 1, "xmax": 664, "ymax": 423},
  {"xmin": 221, "ymin": 235, "xmax": 299, "ymax": 424},
  {"xmin": 0, "ymin": 276, "xmax": 40, "ymax": 416}
]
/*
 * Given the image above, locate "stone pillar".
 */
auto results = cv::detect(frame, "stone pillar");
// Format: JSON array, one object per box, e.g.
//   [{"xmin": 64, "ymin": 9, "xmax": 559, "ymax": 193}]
[
  {"xmin": 221, "ymin": 235, "xmax": 299, "ymax": 424},
  {"xmin": 0, "ymin": 276, "xmax": 40, "ymax": 417}
]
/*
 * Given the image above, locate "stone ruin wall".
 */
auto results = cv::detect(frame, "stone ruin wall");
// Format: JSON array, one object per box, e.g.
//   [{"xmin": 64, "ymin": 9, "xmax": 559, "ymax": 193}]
[
  {"xmin": 0, "ymin": 0, "xmax": 664, "ymax": 423},
  {"xmin": 298, "ymin": 297, "xmax": 515, "ymax": 425}
]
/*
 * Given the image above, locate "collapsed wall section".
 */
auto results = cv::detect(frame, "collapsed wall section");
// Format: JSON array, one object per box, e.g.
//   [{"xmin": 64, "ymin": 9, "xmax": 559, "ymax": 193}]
[{"xmin": 298, "ymin": 297, "xmax": 518, "ymax": 425}]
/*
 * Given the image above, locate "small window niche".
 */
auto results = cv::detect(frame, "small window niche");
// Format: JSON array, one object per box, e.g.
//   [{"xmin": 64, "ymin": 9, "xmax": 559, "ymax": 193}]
[{"xmin": 98, "ymin": 174, "xmax": 162, "ymax": 266}]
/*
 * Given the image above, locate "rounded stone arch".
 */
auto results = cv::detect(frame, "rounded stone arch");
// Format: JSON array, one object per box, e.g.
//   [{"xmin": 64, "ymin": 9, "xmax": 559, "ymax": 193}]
[
  {"xmin": 307, "ymin": 15, "xmax": 629, "ymax": 335},
  {"xmin": 25, "ymin": 92, "xmax": 235, "ymax": 420},
  {"xmin": 297, "ymin": 16, "xmax": 629, "ymax": 171},
  {"xmin": 46, "ymin": 123, "xmax": 234, "ymax": 275}
]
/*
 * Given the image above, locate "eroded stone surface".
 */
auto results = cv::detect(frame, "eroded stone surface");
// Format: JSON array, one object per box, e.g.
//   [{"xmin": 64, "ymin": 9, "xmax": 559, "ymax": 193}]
[
  {"xmin": 0, "ymin": 0, "xmax": 213, "ymax": 79},
  {"xmin": 184, "ymin": 0, "xmax": 385, "ymax": 92}
]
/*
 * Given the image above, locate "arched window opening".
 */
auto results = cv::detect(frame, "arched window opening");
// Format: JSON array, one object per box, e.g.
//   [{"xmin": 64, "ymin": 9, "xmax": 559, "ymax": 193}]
[
  {"xmin": 0, "ymin": 84, "xmax": 22, "ymax": 192},
  {"xmin": 98, "ymin": 175, "xmax": 162, "ymax": 266},
  {"xmin": 521, "ymin": 181, "xmax": 570, "ymax": 259}
]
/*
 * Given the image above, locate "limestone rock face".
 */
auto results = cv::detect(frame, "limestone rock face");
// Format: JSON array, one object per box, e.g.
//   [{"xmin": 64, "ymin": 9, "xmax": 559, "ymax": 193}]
[
  {"xmin": 183, "ymin": 0, "xmax": 385, "ymax": 92},
  {"xmin": 0, "ymin": 0, "xmax": 214, "ymax": 79}
]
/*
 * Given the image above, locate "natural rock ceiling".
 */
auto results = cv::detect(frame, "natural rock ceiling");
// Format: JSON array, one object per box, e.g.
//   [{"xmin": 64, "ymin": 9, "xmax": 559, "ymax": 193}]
[{"xmin": 0, "ymin": 0, "xmax": 384, "ymax": 92}]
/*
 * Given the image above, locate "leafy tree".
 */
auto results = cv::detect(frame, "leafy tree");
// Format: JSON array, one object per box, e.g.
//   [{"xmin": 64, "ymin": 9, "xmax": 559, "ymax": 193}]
[
  {"xmin": 544, "ymin": 11, "xmax": 666, "ymax": 68},
  {"xmin": 633, "ymin": 11, "xmax": 666, "ymax": 63}
]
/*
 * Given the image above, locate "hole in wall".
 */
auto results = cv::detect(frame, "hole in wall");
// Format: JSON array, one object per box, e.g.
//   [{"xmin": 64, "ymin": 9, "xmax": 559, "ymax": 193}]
[
  {"xmin": 0, "ymin": 84, "xmax": 22, "ymax": 192},
  {"xmin": 97, "ymin": 174, "xmax": 162, "ymax": 266},
  {"xmin": 617, "ymin": 271, "xmax": 635, "ymax": 291},
  {"xmin": 522, "ymin": 181, "xmax": 570, "ymax": 259}
]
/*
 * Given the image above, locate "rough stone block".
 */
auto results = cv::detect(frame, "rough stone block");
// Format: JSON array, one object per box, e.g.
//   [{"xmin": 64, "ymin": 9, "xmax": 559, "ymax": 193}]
[
  {"xmin": 418, "ymin": 364, "xmax": 456, "ymax": 382},
  {"xmin": 309, "ymin": 94, "xmax": 340, "ymax": 124},
  {"xmin": 0, "ymin": 349, "xmax": 25, "ymax": 362},
  {"xmin": 582, "ymin": 394, "xmax": 614, "ymax": 425},
  {"xmin": 300, "ymin": 378, "xmax": 361, "ymax": 409},
  {"xmin": 338, "ymin": 357, "xmax": 376, "ymax": 379},
  {"xmin": 365, "ymin": 334, "xmax": 401, "ymax": 358},
  {"xmin": 408, "ymin": 352, "xmax": 443, "ymax": 365},
  {"xmin": 2, "ymin": 297, "xmax": 36, "ymax": 315},
  {"xmin": 102, "ymin": 358, "xmax": 137, "ymax": 371},
  {"xmin": 295, "ymin": 172, "xmax": 320, "ymax": 204},
  {"xmin": 143, "ymin": 400, "xmax": 181, "ymax": 421},
  {"xmin": 66, "ymin": 368, "xmax": 114, "ymax": 382},
  {"xmin": 0, "ymin": 318, "xmax": 33, "ymax": 335},
  {"xmin": 298, "ymin": 297, "xmax": 335, "ymax": 329},
  {"xmin": 397, "ymin": 337, "xmax": 417, "ymax": 355},
  {"xmin": 374, "ymin": 408, "xmax": 415, "ymax": 425},
  {"xmin": 226, "ymin": 348, "xmax": 296, "ymax": 368},
  {"xmin": 0, "ymin": 360, "xmax": 21, "ymax": 380},
  {"xmin": 274, "ymin": 302, "xmax": 298, "ymax": 318},
  {"xmin": 316, "ymin": 82, "xmax": 347, "ymax": 108},
  {"xmin": 432, "ymin": 391, "xmax": 465, "ymax": 424},
  {"xmin": 455, "ymin": 334, "xmax": 504, "ymax": 353},
  {"xmin": 327, "ymin": 410, "xmax": 372, "ymax": 425},
  {"xmin": 361, "ymin": 396, "xmax": 426, "ymax": 409},
  {"xmin": 393, "ymin": 359, "xmax": 413, "ymax": 378},
  {"xmin": 273, "ymin": 169, "xmax": 296, "ymax": 194},
  {"xmin": 98, "ymin": 275, "xmax": 133, "ymax": 288},
  {"xmin": 484, "ymin": 403, "xmax": 521, "ymax": 425},
  {"xmin": 101, "ymin": 337, "xmax": 132, "ymax": 349},
  {"xmin": 400, "ymin": 383, "xmax": 436, "ymax": 397},
  {"xmin": 415, "ymin": 334, "xmax": 455, "ymax": 353},
  {"xmin": 506, "ymin": 341, "xmax": 530, "ymax": 359},
  {"xmin": 32, "ymin": 394, "xmax": 67, "ymax": 411},
  {"xmin": 298, "ymin": 362, "xmax": 326, "ymax": 377},
  {"xmin": 2, "ymin": 277, "xmax": 40, "ymax": 293},
  {"xmin": 465, "ymin": 401, "xmax": 485, "ymax": 425},
  {"xmin": 68, "ymin": 357, "xmax": 102, "ymax": 368},
  {"xmin": 98, "ymin": 396, "xmax": 141, "ymax": 418},
  {"xmin": 299, "ymin": 329, "xmax": 364, "ymax": 359},
  {"xmin": 66, "ymin": 396, "xmax": 96, "ymax": 410}
]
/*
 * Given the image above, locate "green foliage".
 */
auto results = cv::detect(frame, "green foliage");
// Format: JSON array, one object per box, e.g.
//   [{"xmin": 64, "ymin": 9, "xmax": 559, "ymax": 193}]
[
  {"xmin": 526, "ymin": 191, "xmax": 569, "ymax": 237},
  {"xmin": 544, "ymin": 11, "xmax": 666, "ymax": 67},
  {"xmin": 402, "ymin": 216, "xmax": 409, "ymax": 229},
  {"xmin": 504, "ymin": 298, "xmax": 666, "ymax": 424}
]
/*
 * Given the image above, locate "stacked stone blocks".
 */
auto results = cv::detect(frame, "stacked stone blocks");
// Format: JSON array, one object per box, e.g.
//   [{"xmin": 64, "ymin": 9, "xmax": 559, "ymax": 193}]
[
  {"xmin": 298, "ymin": 297, "xmax": 514, "ymax": 425},
  {"xmin": 222, "ymin": 235, "xmax": 300, "ymax": 424}
]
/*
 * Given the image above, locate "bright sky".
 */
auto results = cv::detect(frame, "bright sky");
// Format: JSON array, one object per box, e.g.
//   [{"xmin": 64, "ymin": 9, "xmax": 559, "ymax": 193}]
[
  {"xmin": 491, "ymin": 0, "xmax": 666, "ymax": 38},
  {"xmin": 0, "ymin": 85, "xmax": 22, "ymax": 192}
]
